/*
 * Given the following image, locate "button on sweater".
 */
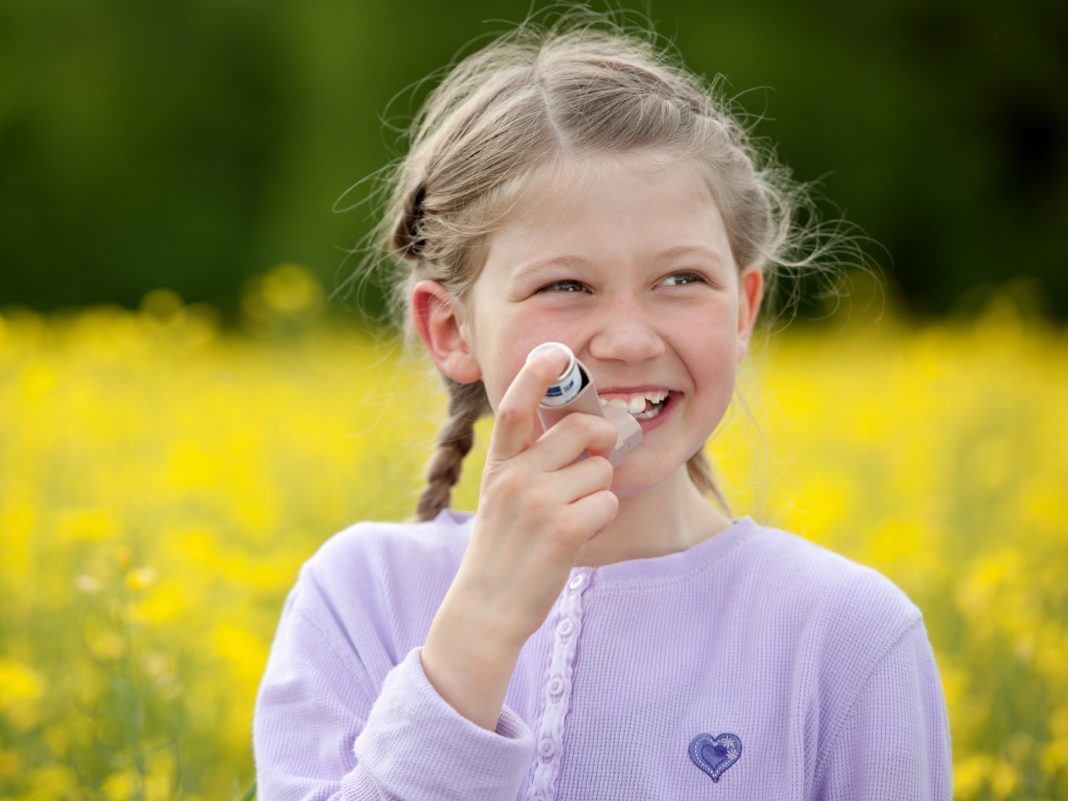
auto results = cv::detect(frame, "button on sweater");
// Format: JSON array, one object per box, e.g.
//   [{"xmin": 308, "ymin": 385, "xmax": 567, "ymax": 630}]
[{"xmin": 253, "ymin": 510, "xmax": 952, "ymax": 800}]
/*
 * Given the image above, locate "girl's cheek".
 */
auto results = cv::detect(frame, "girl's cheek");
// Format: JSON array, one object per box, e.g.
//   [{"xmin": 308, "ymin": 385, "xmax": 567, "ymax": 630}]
[{"xmin": 530, "ymin": 308, "xmax": 588, "ymax": 341}]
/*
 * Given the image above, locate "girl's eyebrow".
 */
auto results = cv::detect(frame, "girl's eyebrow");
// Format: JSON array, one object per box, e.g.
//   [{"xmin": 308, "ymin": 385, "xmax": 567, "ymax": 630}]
[
  {"xmin": 511, "ymin": 254, "xmax": 593, "ymax": 279},
  {"xmin": 654, "ymin": 244, "xmax": 725, "ymax": 265},
  {"xmin": 511, "ymin": 244, "xmax": 725, "ymax": 280}
]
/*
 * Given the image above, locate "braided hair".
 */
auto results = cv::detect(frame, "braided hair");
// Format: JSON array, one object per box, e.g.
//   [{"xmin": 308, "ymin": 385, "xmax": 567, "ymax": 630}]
[{"xmin": 414, "ymin": 378, "xmax": 489, "ymax": 521}]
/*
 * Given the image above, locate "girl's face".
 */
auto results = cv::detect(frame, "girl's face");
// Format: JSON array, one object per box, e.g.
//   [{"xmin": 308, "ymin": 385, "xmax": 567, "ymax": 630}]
[{"xmin": 432, "ymin": 152, "xmax": 762, "ymax": 498}]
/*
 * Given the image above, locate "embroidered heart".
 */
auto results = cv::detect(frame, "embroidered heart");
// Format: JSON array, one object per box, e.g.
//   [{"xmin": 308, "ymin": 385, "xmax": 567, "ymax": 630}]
[{"xmin": 688, "ymin": 732, "xmax": 742, "ymax": 783}]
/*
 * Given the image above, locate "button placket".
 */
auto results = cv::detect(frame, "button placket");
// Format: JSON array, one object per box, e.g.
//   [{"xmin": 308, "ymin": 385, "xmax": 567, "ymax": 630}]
[{"xmin": 525, "ymin": 568, "xmax": 594, "ymax": 800}]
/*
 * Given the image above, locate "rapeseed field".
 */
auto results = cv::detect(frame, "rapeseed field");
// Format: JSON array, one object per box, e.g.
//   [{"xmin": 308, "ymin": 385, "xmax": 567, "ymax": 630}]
[{"xmin": 1, "ymin": 266, "xmax": 1065, "ymax": 800}]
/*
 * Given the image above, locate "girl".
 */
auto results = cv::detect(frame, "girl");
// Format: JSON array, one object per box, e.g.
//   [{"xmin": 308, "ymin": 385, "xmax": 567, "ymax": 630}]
[{"xmin": 254, "ymin": 18, "xmax": 952, "ymax": 801}]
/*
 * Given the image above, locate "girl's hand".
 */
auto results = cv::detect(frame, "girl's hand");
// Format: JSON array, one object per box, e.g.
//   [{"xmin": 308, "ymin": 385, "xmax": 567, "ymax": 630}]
[
  {"xmin": 421, "ymin": 347, "xmax": 619, "ymax": 729},
  {"xmin": 463, "ymin": 346, "xmax": 620, "ymax": 642}
]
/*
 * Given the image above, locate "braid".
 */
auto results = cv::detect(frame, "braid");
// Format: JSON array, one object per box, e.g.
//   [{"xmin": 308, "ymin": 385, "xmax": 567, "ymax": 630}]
[
  {"xmin": 415, "ymin": 378, "xmax": 489, "ymax": 521},
  {"xmin": 392, "ymin": 181, "xmax": 428, "ymax": 261},
  {"xmin": 687, "ymin": 449, "xmax": 732, "ymax": 515}
]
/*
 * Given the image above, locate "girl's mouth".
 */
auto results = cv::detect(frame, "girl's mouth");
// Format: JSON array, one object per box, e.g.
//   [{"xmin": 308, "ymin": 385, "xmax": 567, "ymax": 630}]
[{"xmin": 599, "ymin": 390, "xmax": 672, "ymax": 421}]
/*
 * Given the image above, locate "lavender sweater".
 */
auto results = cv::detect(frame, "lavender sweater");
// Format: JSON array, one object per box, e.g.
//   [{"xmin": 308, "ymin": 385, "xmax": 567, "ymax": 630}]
[{"xmin": 253, "ymin": 511, "xmax": 951, "ymax": 800}]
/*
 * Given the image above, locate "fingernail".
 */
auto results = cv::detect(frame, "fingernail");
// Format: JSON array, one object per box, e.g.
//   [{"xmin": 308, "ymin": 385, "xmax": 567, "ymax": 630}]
[
  {"xmin": 527, "ymin": 342, "xmax": 572, "ymax": 373},
  {"xmin": 542, "ymin": 346, "xmax": 570, "ymax": 372}
]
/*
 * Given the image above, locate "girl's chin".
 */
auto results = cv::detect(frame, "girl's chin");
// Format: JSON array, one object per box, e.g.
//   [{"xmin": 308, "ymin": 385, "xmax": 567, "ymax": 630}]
[{"xmin": 608, "ymin": 455, "xmax": 685, "ymax": 500}]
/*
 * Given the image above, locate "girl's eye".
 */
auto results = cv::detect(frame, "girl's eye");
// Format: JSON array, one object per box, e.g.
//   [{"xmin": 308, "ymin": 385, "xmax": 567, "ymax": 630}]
[
  {"xmin": 661, "ymin": 272, "xmax": 704, "ymax": 287},
  {"xmin": 539, "ymin": 279, "xmax": 589, "ymax": 294}
]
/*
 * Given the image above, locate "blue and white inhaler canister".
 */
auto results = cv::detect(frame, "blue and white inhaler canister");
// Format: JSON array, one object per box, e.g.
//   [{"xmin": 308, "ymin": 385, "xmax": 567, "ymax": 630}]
[{"xmin": 527, "ymin": 342, "xmax": 642, "ymax": 467}]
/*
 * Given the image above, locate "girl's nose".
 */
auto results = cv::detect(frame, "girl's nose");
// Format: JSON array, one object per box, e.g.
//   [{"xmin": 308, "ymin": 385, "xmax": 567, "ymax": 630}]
[{"xmin": 587, "ymin": 307, "xmax": 666, "ymax": 364}]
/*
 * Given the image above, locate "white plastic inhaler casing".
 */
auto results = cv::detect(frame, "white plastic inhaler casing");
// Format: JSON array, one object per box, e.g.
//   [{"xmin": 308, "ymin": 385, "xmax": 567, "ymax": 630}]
[{"xmin": 526, "ymin": 342, "xmax": 643, "ymax": 468}]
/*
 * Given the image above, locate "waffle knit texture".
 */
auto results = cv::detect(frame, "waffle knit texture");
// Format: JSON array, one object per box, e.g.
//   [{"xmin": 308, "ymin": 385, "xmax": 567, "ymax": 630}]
[{"xmin": 254, "ymin": 510, "xmax": 951, "ymax": 800}]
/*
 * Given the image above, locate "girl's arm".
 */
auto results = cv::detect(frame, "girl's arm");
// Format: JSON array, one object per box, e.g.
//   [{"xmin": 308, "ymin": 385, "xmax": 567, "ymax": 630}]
[
  {"xmin": 254, "ymin": 574, "xmax": 534, "ymax": 801},
  {"xmin": 813, "ymin": 618, "xmax": 953, "ymax": 801},
  {"xmin": 420, "ymin": 346, "xmax": 619, "ymax": 730}
]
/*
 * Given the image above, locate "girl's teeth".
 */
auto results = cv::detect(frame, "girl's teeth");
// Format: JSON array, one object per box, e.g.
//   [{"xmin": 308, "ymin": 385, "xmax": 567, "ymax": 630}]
[
  {"xmin": 598, "ymin": 392, "xmax": 671, "ymax": 415},
  {"xmin": 597, "ymin": 392, "xmax": 671, "ymax": 421}
]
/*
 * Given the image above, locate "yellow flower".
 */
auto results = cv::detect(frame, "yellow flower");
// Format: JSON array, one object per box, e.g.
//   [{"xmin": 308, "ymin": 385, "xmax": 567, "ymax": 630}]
[
  {"xmin": 953, "ymin": 753, "xmax": 993, "ymax": 799},
  {"xmin": 140, "ymin": 287, "xmax": 184, "ymax": 320},
  {"xmin": 0, "ymin": 658, "xmax": 43, "ymax": 730},
  {"xmin": 20, "ymin": 362, "xmax": 57, "ymax": 401},
  {"xmin": 102, "ymin": 767, "xmax": 138, "ymax": 801},
  {"xmin": 88, "ymin": 631, "xmax": 125, "ymax": 661},
  {"xmin": 124, "ymin": 565, "xmax": 158, "ymax": 591},
  {"xmin": 26, "ymin": 764, "xmax": 80, "ymax": 799},
  {"xmin": 241, "ymin": 263, "xmax": 324, "ymax": 322},
  {"xmin": 990, "ymin": 759, "xmax": 1021, "ymax": 799},
  {"xmin": 130, "ymin": 582, "xmax": 186, "ymax": 624}
]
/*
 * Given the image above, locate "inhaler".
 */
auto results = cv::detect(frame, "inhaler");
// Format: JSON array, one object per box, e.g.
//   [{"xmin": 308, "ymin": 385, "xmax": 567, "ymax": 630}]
[{"xmin": 526, "ymin": 342, "xmax": 642, "ymax": 467}]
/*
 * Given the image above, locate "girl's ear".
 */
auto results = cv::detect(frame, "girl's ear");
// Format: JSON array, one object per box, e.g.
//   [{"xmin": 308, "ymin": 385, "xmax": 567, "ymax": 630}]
[
  {"xmin": 411, "ymin": 280, "xmax": 482, "ymax": 383},
  {"xmin": 736, "ymin": 266, "xmax": 764, "ymax": 362}
]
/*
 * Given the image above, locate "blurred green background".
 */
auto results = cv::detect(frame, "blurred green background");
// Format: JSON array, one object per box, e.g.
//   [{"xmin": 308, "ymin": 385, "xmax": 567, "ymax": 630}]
[{"xmin": 1, "ymin": 0, "xmax": 1065, "ymax": 321}]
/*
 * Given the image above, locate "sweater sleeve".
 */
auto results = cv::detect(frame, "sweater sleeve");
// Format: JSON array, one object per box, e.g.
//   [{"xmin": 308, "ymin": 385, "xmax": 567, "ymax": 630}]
[
  {"xmin": 813, "ymin": 618, "xmax": 952, "ymax": 801},
  {"xmin": 253, "ymin": 574, "xmax": 535, "ymax": 801}
]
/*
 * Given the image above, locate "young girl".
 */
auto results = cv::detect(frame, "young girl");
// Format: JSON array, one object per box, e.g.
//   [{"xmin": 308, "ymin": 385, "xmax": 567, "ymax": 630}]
[{"xmin": 253, "ymin": 19, "xmax": 951, "ymax": 801}]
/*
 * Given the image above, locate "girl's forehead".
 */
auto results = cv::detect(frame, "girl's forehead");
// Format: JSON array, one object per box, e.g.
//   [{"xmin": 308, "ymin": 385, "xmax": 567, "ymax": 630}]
[
  {"xmin": 495, "ymin": 150, "xmax": 720, "ymax": 236},
  {"xmin": 517, "ymin": 149, "xmax": 708, "ymax": 203},
  {"xmin": 479, "ymin": 150, "xmax": 732, "ymax": 279}
]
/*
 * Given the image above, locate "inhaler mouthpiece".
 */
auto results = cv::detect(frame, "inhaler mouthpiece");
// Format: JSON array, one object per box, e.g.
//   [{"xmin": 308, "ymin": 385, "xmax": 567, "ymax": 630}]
[{"xmin": 526, "ymin": 342, "xmax": 583, "ymax": 407}]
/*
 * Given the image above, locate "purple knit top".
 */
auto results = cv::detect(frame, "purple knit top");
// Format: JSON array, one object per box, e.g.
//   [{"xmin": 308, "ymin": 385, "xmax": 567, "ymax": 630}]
[{"xmin": 254, "ymin": 511, "xmax": 951, "ymax": 800}]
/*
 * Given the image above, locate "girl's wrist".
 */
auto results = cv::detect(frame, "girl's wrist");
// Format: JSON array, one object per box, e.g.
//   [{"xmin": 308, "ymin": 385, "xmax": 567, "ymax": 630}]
[
  {"xmin": 422, "ymin": 595, "xmax": 524, "ymax": 730},
  {"xmin": 432, "ymin": 581, "xmax": 528, "ymax": 661}
]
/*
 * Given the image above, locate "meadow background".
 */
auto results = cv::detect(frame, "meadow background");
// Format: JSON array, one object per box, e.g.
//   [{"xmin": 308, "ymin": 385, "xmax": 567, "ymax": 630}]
[
  {"xmin": 3, "ymin": 269, "xmax": 1066, "ymax": 800},
  {"xmin": 2, "ymin": 1, "xmax": 1066, "ymax": 799}
]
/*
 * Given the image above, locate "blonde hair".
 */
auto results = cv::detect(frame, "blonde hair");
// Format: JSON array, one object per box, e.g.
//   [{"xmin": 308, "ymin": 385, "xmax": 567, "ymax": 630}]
[{"xmin": 362, "ymin": 16, "xmax": 823, "ymax": 521}]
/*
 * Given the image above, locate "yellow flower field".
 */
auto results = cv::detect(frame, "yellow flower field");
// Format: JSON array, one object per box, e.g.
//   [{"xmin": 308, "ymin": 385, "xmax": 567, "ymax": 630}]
[{"xmin": 1, "ymin": 266, "xmax": 1065, "ymax": 800}]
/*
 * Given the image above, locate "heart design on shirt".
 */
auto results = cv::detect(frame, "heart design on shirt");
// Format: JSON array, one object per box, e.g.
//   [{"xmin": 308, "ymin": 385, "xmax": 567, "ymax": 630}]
[{"xmin": 688, "ymin": 732, "xmax": 742, "ymax": 782}]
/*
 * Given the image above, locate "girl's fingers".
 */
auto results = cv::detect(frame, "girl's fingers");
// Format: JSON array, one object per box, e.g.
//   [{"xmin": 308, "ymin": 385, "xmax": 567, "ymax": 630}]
[
  {"xmin": 487, "ymin": 347, "xmax": 571, "ymax": 462},
  {"xmin": 563, "ymin": 488, "xmax": 620, "ymax": 539},
  {"xmin": 549, "ymin": 454, "xmax": 615, "ymax": 504},
  {"xmin": 529, "ymin": 412, "xmax": 619, "ymax": 472}
]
